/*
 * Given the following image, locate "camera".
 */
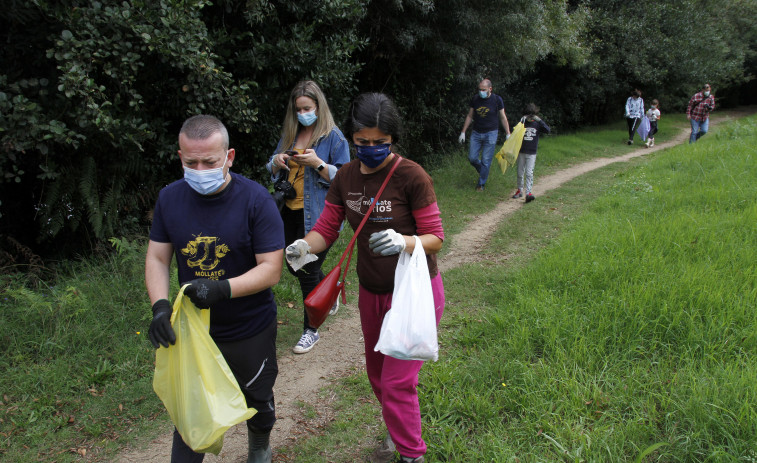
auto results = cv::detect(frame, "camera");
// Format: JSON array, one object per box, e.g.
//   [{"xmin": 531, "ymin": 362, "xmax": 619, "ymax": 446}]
[{"xmin": 272, "ymin": 169, "xmax": 296, "ymax": 212}]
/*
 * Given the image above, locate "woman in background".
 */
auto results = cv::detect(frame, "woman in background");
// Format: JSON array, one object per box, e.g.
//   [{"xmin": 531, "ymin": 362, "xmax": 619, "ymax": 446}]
[
  {"xmin": 266, "ymin": 80, "xmax": 350, "ymax": 354},
  {"xmin": 624, "ymin": 89, "xmax": 645, "ymax": 145}
]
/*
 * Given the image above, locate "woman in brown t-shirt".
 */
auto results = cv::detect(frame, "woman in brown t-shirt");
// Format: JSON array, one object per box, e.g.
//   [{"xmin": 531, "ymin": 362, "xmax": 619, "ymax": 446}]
[{"xmin": 286, "ymin": 93, "xmax": 444, "ymax": 463}]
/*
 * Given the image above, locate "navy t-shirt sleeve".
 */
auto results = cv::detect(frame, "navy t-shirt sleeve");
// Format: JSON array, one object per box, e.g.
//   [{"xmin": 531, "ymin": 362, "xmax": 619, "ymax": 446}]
[
  {"xmin": 250, "ymin": 188, "xmax": 285, "ymax": 254},
  {"xmin": 149, "ymin": 193, "xmax": 170, "ymax": 243}
]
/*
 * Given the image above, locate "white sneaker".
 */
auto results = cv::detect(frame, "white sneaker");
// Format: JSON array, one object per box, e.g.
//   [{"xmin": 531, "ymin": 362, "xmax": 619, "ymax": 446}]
[
  {"xmin": 650, "ymin": 139, "xmax": 655, "ymax": 147},
  {"xmin": 329, "ymin": 298, "xmax": 340, "ymax": 316},
  {"xmin": 293, "ymin": 328, "xmax": 319, "ymax": 354}
]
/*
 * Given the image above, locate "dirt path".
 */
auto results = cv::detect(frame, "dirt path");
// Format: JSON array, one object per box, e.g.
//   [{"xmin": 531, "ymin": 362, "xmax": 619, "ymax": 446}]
[{"xmin": 117, "ymin": 110, "xmax": 750, "ymax": 462}]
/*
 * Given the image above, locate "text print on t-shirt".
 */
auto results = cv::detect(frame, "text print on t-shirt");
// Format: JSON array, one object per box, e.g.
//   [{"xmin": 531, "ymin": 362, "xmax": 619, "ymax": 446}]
[
  {"xmin": 180, "ymin": 234, "xmax": 229, "ymax": 278},
  {"xmin": 345, "ymin": 189, "xmax": 393, "ymax": 215},
  {"xmin": 523, "ymin": 127, "xmax": 537, "ymax": 141},
  {"xmin": 476, "ymin": 106, "xmax": 491, "ymax": 119}
]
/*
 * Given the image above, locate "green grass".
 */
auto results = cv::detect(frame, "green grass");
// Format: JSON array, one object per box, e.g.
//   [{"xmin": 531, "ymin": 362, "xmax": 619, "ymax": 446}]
[
  {"xmin": 0, "ymin": 112, "xmax": 753, "ymax": 461},
  {"xmin": 423, "ymin": 116, "xmax": 757, "ymax": 461},
  {"xmin": 0, "ymin": 238, "xmax": 167, "ymax": 461},
  {"xmin": 280, "ymin": 114, "xmax": 757, "ymax": 461},
  {"xmin": 431, "ymin": 113, "xmax": 690, "ymax": 248}
]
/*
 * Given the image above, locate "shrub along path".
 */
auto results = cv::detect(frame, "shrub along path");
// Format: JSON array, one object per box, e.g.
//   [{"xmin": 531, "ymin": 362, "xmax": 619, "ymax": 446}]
[{"xmin": 117, "ymin": 109, "xmax": 752, "ymax": 462}]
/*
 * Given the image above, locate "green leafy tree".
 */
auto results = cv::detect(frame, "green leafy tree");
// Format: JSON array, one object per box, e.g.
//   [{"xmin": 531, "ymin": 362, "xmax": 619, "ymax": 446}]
[
  {"xmin": 0, "ymin": 0, "xmax": 364, "ymax": 258},
  {"xmin": 2, "ymin": 0, "xmax": 754, "ymax": 261},
  {"xmin": 526, "ymin": 0, "xmax": 757, "ymax": 125},
  {"xmin": 350, "ymin": 0, "xmax": 589, "ymax": 159}
]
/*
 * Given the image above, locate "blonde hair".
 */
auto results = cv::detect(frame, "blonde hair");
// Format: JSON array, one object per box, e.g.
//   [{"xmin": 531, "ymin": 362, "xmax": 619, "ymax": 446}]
[{"xmin": 279, "ymin": 81, "xmax": 336, "ymax": 150}]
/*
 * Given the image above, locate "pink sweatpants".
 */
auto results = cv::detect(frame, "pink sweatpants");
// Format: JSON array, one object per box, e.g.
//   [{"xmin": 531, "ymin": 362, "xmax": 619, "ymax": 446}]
[{"xmin": 358, "ymin": 273, "xmax": 445, "ymax": 458}]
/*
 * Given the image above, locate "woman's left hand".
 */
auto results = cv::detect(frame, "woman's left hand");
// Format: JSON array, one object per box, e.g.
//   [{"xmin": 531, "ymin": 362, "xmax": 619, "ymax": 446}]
[
  {"xmin": 369, "ymin": 229, "xmax": 407, "ymax": 256},
  {"xmin": 291, "ymin": 149, "xmax": 322, "ymax": 168}
]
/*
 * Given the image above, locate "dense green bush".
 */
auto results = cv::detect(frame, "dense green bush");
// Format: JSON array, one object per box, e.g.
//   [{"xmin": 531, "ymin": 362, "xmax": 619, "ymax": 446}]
[
  {"xmin": 0, "ymin": 0, "xmax": 363, "ymax": 258},
  {"xmin": 1, "ymin": 0, "xmax": 755, "ymax": 259}
]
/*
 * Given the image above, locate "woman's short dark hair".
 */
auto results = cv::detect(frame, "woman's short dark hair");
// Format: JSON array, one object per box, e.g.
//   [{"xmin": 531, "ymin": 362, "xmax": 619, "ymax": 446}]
[{"xmin": 343, "ymin": 93, "xmax": 403, "ymax": 144}]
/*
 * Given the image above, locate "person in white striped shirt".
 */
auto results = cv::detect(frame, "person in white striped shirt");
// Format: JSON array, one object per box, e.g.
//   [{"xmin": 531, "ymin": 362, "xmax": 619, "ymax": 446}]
[{"xmin": 624, "ymin": 89, "xmax": 645, "ymax": 145}]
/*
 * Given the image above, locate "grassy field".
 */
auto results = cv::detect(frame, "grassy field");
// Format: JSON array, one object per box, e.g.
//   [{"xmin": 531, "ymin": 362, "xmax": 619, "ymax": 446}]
[
  {"xmin": 282, "ymin": 114, "xmax": 757, "ymax": 462},
  {"xmin": 1, "ymin": 113, "xmax": 754, "ymax": 461}
]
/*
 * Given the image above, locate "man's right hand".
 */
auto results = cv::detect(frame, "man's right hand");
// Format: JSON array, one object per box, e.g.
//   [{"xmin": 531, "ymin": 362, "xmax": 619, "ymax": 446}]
[
  {"xmin": 458, "ymin": 133, "xmax": 465, "ymax": 144},
  {"xmin": 148, "ymin": 299, "xmax": 175, "ymax": 349}
]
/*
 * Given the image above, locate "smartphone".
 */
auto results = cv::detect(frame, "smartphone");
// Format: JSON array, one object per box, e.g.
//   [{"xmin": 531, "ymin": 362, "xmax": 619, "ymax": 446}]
[{"xmin": 284, "ymin": 150, "xmax": 299, "ymax": 156}]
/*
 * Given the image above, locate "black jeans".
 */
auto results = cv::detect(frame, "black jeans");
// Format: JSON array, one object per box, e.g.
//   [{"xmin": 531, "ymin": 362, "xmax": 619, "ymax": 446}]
[
  {"xmin": 281, "ymin": 206, "xmax": 332, "ymax": 330},
  {"xmin": 170, "ymin": 319, "xmax": 278, "ymax": 462},
  {"xmin": 649, "ymin": 120, "xmax": 658, "ymax": 138},
  {"xmin": 626, "ymin": 117, "xmax": 640, "ymax": 141}
]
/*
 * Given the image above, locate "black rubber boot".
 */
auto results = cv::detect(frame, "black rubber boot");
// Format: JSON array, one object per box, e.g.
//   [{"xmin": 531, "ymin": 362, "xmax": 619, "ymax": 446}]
[
  {"xmin": 368, "ymin": 434, "xmax": 396, "ymax": 462},
  {"xmin": 246, "ymin": 428, "xmax": 272, "ymax": 463}
]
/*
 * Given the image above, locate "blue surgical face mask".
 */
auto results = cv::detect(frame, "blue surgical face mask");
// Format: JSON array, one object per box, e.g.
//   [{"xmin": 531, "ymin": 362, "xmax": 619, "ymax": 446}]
[
  {"xmin": 297, "ymin": 110, "xmax": 318, "ymax": 127},
  {"xmin": 355, "ymin": 143, "xmax": 392, "ymax": 168},
  {"xmin": 183, "ymin": 152, "xmax": 229, "ymax": 195},
  {"xmin": 479, "ymin": 90, "xmax": 489, "ymax": 99}
]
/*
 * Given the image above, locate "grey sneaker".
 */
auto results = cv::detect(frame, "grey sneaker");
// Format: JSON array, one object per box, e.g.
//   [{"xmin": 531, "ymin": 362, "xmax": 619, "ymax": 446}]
[
  {"xmin": 368, "ymin": 435, "xmax": 396, "ymax": 463},
  {"xmin": 396, "ymin": 456, "xmax": 424, "ymax": 463},
  {"xmin": 293, "ymin": 328, "xmax": 319, "ymax": 354},
  {"xmin": 329, "ymin": 297, "xmax": 340, "ymax": 316}
]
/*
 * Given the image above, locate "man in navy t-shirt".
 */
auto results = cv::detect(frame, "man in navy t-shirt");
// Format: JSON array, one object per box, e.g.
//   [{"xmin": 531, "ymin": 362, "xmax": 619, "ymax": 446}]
[
  {"xmin": 458, "ymin": 79, "xmax": 511, "ymax": 191},
  {"xmin": 145, "ymin": 115, "xmax": 284, "ymax": 462}
]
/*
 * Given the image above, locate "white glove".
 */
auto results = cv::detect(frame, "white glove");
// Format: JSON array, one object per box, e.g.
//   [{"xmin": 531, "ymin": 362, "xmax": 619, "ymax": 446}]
[
  {"xmin": 458, "ymin": 133, "xmax": 465, "ymax": 144},
  {"xmin": 505, "ymin": 133, "xmax": 511, "ymax": 141},
  {"xmin": 285, "ymin": 239, "xmax": 319, "ymax": 272},
  {"xmin": 368, "ymin": 229, "xmax": 406, "ymax": 256}
]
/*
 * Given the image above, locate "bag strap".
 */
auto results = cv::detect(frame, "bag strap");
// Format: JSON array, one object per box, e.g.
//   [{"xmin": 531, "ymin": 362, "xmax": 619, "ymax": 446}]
[{"xmin": 337, "ymin": 155, "xmax": 402, "ymax": 276}]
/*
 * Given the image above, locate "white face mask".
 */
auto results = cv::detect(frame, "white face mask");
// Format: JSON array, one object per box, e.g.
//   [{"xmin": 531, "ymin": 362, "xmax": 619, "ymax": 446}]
[
  {"xmin": 183, "ymin": 153, "xmax": 229, "ymax": 195},
  {"xmin": 704, "ymin": 91, "xmax": 711, "ymax": 97}
]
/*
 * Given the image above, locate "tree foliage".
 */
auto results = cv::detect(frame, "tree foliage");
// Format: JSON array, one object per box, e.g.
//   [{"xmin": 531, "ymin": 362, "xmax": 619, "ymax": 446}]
[
  {"xmin": 1, "ymin": 0, "xmax": 755, "ymax": 259},
  {"xmin": 0, "ymin": 0, "xmax": 364, "ymax": 257}
]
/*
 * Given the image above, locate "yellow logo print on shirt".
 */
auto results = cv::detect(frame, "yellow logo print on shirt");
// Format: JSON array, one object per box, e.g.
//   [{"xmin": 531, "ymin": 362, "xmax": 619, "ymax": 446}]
[
  {"xmin": 476, "ymin": 106, "xmax": 491, "ymax": 119},
  {"xmin": 181, "ymin": 235, "xmax": 230, "ymax": 271}
]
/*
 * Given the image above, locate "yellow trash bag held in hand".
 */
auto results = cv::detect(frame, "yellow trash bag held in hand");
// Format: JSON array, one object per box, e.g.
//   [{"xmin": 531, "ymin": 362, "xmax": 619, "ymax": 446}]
[
  {"xmin": 494, "ymin": 122, "xmax": 526, "ymax": 174},
  {"xmin": 153, "ymin": 285, "xmax": 256, "ymax": 454}
]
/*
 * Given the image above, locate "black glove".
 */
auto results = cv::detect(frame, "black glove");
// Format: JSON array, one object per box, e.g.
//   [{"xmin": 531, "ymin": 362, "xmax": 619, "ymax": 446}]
[
  {"xmin": 184, "ymin": 278, "xmax": 231, "ymax": 309},
  {"xmin": 148, "ymin": 299, "xmax": 175, "ymax": 349}
]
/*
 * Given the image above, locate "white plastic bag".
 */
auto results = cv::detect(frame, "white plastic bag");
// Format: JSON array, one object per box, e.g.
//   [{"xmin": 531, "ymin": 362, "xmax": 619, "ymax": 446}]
[
  {"xmin": 374, "ymin": 236, "xmax": 439, "ymax": 361},
  {"xmin": 636, "ymin": 115, "xmax": 651, "ymax": 141}
]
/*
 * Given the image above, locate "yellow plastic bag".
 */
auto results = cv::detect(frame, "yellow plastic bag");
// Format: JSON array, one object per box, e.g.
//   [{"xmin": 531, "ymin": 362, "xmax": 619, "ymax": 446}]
[
  {"xmin": 494, "ymin": 122, "xmax": 526, "ymax": 174},
  {"xmin": 153, "ymin": 285, "xmax": 256, "ymax": 454}
]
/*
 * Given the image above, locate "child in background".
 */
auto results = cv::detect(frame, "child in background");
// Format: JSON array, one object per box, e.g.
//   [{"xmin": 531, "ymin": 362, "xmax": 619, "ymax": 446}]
[
  {"xmin": 512, "ymin": 103, "xmax": 550, "ymax": 203},
  {"xmin": 645, "ymin": 99, "xmax": 661, "ymax": 148}
]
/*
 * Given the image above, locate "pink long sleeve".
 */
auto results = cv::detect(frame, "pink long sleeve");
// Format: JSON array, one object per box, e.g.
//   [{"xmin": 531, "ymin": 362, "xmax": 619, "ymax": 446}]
[
  {"xmin": 311, "ymin": 200, "xmax": 345, "ymax": 246},
  {"xmin": 412, "ymin": 202, "xmax": 444, "ymax": 241}
]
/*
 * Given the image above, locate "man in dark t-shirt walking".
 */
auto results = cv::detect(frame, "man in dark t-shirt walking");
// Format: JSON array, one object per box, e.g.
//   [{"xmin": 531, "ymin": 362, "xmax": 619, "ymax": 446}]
[
  {"xmin": 145, "ymin": 114, "xmax": 284, "ymax": 463},
  {"xmin": 458, "ymin": 79, "xmax": 511, "ymax": 191}
]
